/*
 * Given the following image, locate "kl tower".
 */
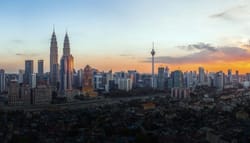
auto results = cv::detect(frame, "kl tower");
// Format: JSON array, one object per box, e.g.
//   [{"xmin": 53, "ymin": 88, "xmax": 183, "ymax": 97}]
[{"xmin": 151, "ymin": 42, "xmax": 156, "ymax": 88}]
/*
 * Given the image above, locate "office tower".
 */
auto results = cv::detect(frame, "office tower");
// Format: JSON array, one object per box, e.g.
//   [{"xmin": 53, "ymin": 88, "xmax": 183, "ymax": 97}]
[
  {"xmin": 24, "ymin": 60, "xmax": 34, "ymax": 85},
  {"xmin": 185, "ymin": 71, "xmax": 193, "ymax": 88},
  {"xmin": 38, "ymin": 60, "xmax": 44, "ymax": 75},
  {"xmin": 94, "ymin": 73, "xmax": 104, "ymax": 90},
  {"xmin": 77, "ymin": 69, "xmax": 84, "ymax": 88},
  {"xmin": 171, "ymin": 70, "xmax": 183, "ymax": 88},
  {"xmin": 50, "ymin": 29, "xmax": 59, "ymax": 87},
  {"xmin": 117, "ymin": 78, "xmax": 133, "ymax": 91},
  {"xmin": 215, "ymin": 71, "xmax": 224, "ymax": 90},
  {"xmin": 228, "ymin": 69, "xmax": 232, "ymax": 83},
  {"xmin": 31, "ymin": 73, "xmax": 36, "ymax": 88},
  {"xmin": 60, "ymin": 32, "xmax": 74, "ymax": 93},
  {"xmin": 198, "ymin": 67, "xmax": 205, "ymax": 85},
  {"xmin": 151, "ymin": 42, "xmax": 156, "ymax": 88},
  {"xmin": 18, "ymin": 69, "xmax": 25, "ymax": 84},
  {"xmin": 83, "ymin": 65, "xmax": 98, "ymax": 96},
  {"xmin": 72, "ymin": 70, "xmax": 79, "ymax": 89},
  {"xmin": 246, "ymin": 73, "xmax": 250, "ymax": 81},
  {"xmin": 0, "ymin": 69, "xmax": 5, "ymax": 93},
  {"xmin": 128, "ymin": 70, "xmax": 138, "ymax": 88},
  {"xmin": 83, "ymin": 65, "xmax": 93, "ymax": 90},
  {"xmin": 157, "ymin": 67, "xmax": 165, "ymax": 90},
  {"xmin": 105, "ymin": 70, "xmax": 114, "ymax": 92},
  {"xmin": 207, "ymin": 72, "xmax": 215, "ymax": 87},
  {"xmin": 33, "ymin": 85, "xmax": 52, "ymax": 105},
  {"xmin": 8, "ymin": 80, "xmax": 31, "ymax": 106},
  {"xmin": 165, "ymin": 66, "xmax": 169, "ymax": 78},
  {"xmin": 235, "ymin": 70, "xmax": 239, "ymax": 83}
]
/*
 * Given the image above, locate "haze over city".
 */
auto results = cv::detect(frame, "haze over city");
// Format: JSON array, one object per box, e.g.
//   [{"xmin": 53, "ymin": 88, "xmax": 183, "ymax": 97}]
[{"xmin": 1, "ymin": 0, "xmax": 250, "ymax": 73}]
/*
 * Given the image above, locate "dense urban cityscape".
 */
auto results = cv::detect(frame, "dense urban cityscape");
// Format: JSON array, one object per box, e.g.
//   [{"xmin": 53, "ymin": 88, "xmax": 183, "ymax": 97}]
[
  {"xmin": 0, "ymin": 30, "xmax": 249, "ymax": 143},
  {"xmin": 1, "ymin": 0, "xmax": 250, "ymax": 143}
]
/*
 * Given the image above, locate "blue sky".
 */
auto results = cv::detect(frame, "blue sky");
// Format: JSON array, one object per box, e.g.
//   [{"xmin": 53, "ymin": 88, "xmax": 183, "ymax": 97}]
[{"xmin": 1, "ymin": 0, "xmax": 250, "ymax": 73}]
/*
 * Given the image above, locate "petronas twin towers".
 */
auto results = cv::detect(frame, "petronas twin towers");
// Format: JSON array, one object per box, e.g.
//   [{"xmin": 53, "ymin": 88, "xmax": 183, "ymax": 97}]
[{"xmin": 49, "ymin": 29, "xmax": 74, "ymax": 93}]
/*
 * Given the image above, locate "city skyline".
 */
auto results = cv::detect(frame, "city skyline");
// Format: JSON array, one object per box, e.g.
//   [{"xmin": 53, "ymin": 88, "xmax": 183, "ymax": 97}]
[{"xmin": 1, "ymin": 0, "xmax": 250, "ymax": 73}]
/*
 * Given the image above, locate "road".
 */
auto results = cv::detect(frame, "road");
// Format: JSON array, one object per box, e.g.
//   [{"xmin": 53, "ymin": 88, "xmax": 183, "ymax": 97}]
[{"xmin": 1, "ymin": 94, "xmax": 166, "ymax": 111}]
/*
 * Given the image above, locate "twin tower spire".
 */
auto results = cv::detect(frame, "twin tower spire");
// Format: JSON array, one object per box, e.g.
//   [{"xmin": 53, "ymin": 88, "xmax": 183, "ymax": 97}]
[
  {"xmin": 50, "ymin": 28, "xmax": 74, "ymax": 93},
  {"xmin": 51, "ymin": 29, "xmax": 71, "ymax": 56}
]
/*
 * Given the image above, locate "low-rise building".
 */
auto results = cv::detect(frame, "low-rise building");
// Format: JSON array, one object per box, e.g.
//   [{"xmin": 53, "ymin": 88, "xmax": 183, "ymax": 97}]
[{"xmin": 33, "ymin": 85, "xmax": 51, "ymax": 105}]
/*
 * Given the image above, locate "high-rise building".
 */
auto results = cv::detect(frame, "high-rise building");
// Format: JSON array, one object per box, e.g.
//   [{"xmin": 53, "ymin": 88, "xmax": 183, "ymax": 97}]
[
  {"xmin": 60, "ymin": 32, "xmax": 74, "ymax": 93},
  {"xmin": 83, "ymin": 65, "xmax": 94, "ymax": 91},
  {"xmin": 185, "ymin": 71, "xmax": 194, "ymax": 88},
  {"xmin": 157, "ymin": 67, "xmax": 165, "ymax": 90},
  {"xmin": 8, "ymin": 80, "xmax": 21, "ymax": 105},
  {"xmin": 18, "ymin": 69, "xmax": 25, "ymax": 84},
  {"xmin": 31, "ymin": 73, "xmax": 36, "ymax": 88},
  {"xmin": 24, "ymin": 60, "xmax": 34, "ymax": 86},
  {"xmin": 33, "ymin": 85, "xmax": 52, "ymax": 105},
  {"xmin": 50, "ymin": 29, "xmax": 59, "ymax": 87},
  {"xmin": 38, "ymin": 60, "xmax": 44, "ymax": 75},
  {"xmin": 198, "ymin": 67, "xmax": 205, "ymax": 85},
  {"xmin": 105, "ymin": 70, "xmax": 114, "ymax": 92},
  {"xmin": 8, "ymin": 80, "xmax": 31, "ymax": 106},
  {"xmin": 235, "ymin": 70, "xmax": 239, "ymax": 83},
  {"xmin": 94, "ymin": 73, "xmax": 105, "ymax": 90},
  {"xmin": 128, "ymin": 70, "xmax": 138, "ymax": 87},
  {"xmin": 117, "ymin": 78, "xmax": 133, "ymax": 91},
  {"xmin": 171, "ymin": 70, "xmax": 183, "ymax": 88},
  {"xmin": 227, "ymin": 69, "xmax": 232, "ymax": 84},
  {"xmin": 0, "ymin": 69, "xmax": 5, "ymax": 93},
  {"xmin": 77, "ymin": 69, "xmax": 84, "ymax": 88},
  {"xmin": 215, "ymin": 71, "xmax": 224, "ymax": 90},
  {"xmin": 82, "ymin": 65, "xmax": 98, "ymax": 96},
  {"xmin": 151, "ymin": 42, "xmax": 156, "ymax": 88}
]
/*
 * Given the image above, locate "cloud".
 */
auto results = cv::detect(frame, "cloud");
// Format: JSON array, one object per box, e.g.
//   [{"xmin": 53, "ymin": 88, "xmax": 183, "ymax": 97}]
[
  {"xmin": 120, "ymin": 54, "xmax": 132, "ymax": 57},
  {"xmin": 120, "ymin": 54, "xmax": 136, "ymax": 59},
  {"xmin": 145, "ymin": 44, "xmax": 250, "ymax": 64},
  {"xmin": 241, "ymin": 40, "xmax": 250, "ymax": 48},
  {"xmin": 178, "ymin": 43, "xmax": 217, "ymax": 52},
  {"xmin": 16, "ymin": 53, "xmax": 39, "ymax": 57},
  {"xmin": 210, "ymin": 5, "xmax": 249, "ymax": 21}
]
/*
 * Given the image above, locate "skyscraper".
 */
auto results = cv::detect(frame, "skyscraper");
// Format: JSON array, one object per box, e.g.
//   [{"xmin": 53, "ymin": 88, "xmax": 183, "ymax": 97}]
[
  {"xmin": 18, "ymin": 69, "xmax": 25, "ymax": 84},
  {"xmin": 228, "ymin": 69, "xmax": 232, "ymax": 84},
  {"xmin": 31, "ymin": 73, "xmax": 36, "ymax": 88},
  {"xmin": 198, "ymin": 67, "xmax": 205, "ymax": 85},
  {"xmin": 151, "ymin": 42, "xmax": 156, "ymax": 88},
  {"xmin": 38, "ymin": 60, "xmax": 44, "ymax": 75},
  {"xmin": 24, "ymin": 60, "xmax": 34, "ymax": 86},
  {"xmin": 60, "ymin": 32, "xmax": 74, "ymax": 93},
  {"xmin": 171, "ymin": 70, "xmax": 183, "ymax": 88},
  {"xmin": 0, "ymin": 69, "xmax": 5, "ymax": 93},
  {"xmin": 157, "ymin": 67, "xmax": 165, "ymax": 90},
  {"xmin": 50, "ymin": 29, "xmax": 59, "ymax": 87},
  {"xmin": 235, "ymin": 70, "xmax": 239, "ymax": 83},
  {"xmin": 215, "ymin": 71, "xmax": 224, "ymax": 90}
]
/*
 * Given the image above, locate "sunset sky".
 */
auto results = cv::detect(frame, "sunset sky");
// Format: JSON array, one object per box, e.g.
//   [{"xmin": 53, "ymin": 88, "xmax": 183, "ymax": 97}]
[{"xmin": 1, "ymin": 0, "xmax": 250, "ymax": 74}]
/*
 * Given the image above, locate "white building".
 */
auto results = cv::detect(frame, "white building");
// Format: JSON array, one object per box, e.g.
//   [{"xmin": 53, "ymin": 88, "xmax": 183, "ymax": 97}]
[
  {"xmin": 105, "ymin": 71, "xmax": 113, "ymax": 92},
  {"xmin": 118, "ymin": 78, "xmax": 133, "ymax": 91},
  {"xmin": 31, "ymin": 73, "xmax": 36, "ymax": 88},
  {"xmin": 171, "ymin": 88, "xmax": 190, "ymax": 99},
  {"xmin": 18, "ymin": 69, "xmax": 25, "ymax": 84},
  {"xmin": 94, "ymin": 73, "xmax": 104, "ymax": 90},
  {"xmin": 186, "ymin": 71, "xmax": 196, "ymax": 88}
]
